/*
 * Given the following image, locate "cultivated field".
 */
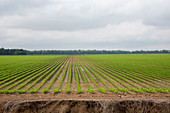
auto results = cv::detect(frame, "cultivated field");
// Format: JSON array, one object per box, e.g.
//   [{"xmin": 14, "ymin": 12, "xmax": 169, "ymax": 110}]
[{"xmin": 0, "ymin": 55, "xmax": 170, "ymax": 94}]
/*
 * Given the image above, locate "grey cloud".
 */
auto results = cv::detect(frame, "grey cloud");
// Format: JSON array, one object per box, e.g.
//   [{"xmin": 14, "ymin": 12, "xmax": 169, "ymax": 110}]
[
  {"xmin": 0, "ymin": 0, "xmax": 48, "ymax": 16},
  {"xmin": 0, "ymin": 0, "xmax": 170, "ymax": 50},
  {"xmin": 1, "ymin": 0, "xmax": 170, "ymax": 31}
]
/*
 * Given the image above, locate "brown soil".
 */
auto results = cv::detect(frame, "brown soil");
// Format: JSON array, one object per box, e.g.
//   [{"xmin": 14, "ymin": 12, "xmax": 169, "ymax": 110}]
[
  {"xmin": 0, "ymin": 93, "xmax": 169, "ymax": 113},
  {"xmin": 0, "ymin": 92, "xmax": 169, "ymax": 101}
]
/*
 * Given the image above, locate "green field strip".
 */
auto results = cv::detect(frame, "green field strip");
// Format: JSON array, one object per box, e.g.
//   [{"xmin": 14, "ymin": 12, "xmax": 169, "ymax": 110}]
[
  {"xmin": 118, "ymin": 69, "xmax": 170, "ymax": 86},
  {"xmin": 81, "ymin": 58, "xmax": 170, "ymax": 93},
  {"xmin": 0, "ymin": 56, "xmax": 64, "ymax": 79},
  {"xmin": 124, "ymin": 65, "xmax": 170, "ymax": 81},
  {"xmin": 0, "ymin": 62, "xmax": 54, "ymax": 82},
  {"xmin": 76, "ymin": 60, "xmax": 94, "ymax": 93},
  {"xmin": 108, "ymin": 64, "xmax": 170, "ymax": 82},
  {"xmin": 122, "ymin": 71, "xmax": 169, "ymax": 88},
  {"xmin": 41, "ymin": 59, "xmax": 68, "ymax": 93},
  {"xmin": 76, "ymin": 60, "xmax": 90, "ymax": 88},
  {"xmin": 87, "ymin": 63, "xmax": 135, "ymax": 89},
  {"xmin": 122, "ymin": 68, "xmax": 170, "ymax": 82},
  {"xmin": 6, "ymin": 60, "xmax": 64, "ymax": 90},
  {"xmin": 103, "ymin": 66, "xmax": 158, "ymax": 88},
  {"xmin": 105, "ymin": 64, "xmax": 170, "ymax": 85},
  {"xmin": 78, "ymin": 58, "xmax": 145, "ymax": 93},
  {"xmin": 65, "ymin": 59, "xmax": 72, "ymax": 93},
  {"xmin": 0, "ymin": 63, "xmax": 35, "ymax": 78},
  {"xmin": 0, "ymin": 63, "xmax": 36, "ymax": 74},
  {"xmin": 52, "ymin": 60, "xmax": 70, "ymax": 93},
  {"xmin": 78, "ymin": 61, "xmax": 99, "ymax": 88},
  {"xmin": 27, "ymin": 59, "xmax": 67, "ymax": 92},
  {"xmin": 74, "ymin": 60, "xmax": 83, "ymax": 93},
  {"xmin": 84, "ymin": 63, "xmax": 121, "ymax": 90},
  {"xmin": 0, "ymin": 64, "xmax": 43, "ymax": 81},
  {"xmin": 0, "ymin": 63, "xmax": 54, "ymax": 89},
  {"xmin": 79, "ymin": 61, "xmax": 109, "ymax": 93},
  {"xmin": 80, "ymin": 55, "xmax": 170, "ymax": 81},
  {"xmin": 80, "ymin": 58, "xmax": 158, "ymax": 89},
  {"xmin": 16, "ymin": 58, "xmax": 67, "ymax": 91},
  {"xmin": 104, "ymin": 66, "xmax": 160, "ymax": 88},
  {"xmin": 49, "ymin": 59, "xmax": 69, "ymax": 91},
  {"xmin": 0, "ymin": 62, "xmax": 39, "ymax": 75},
  {"xmin": 81, "ymin": 61, "xmax": 119, "ymax": 93},
  {"xmin": 88, "ymin": 63, "xmax": 149, "ymax": 89},
  {"xmin": 0, "ymin": 57, "xmax": 64, "ymax": 80},
  {"xmin": 0, "ymin": 58, "xmax": 65, "ymax": 90},
  {"xmin": 0, "ymin": 57, "xmax": 64, "ymax": 85},
  {"xmin": 0, "ymin": 61, "xmax": 57, "ymax": 81},
  {"xmin": 83, "ymin": 63, "xmax": 109, "ymax": 89},
  {"xmin": 102, "ymin": 66, "xmax": 148, "ymax": 88}
]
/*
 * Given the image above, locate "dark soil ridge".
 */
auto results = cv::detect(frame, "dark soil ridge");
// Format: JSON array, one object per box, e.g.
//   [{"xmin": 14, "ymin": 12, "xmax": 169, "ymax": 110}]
[{"xmin": 0, "ymin": 99, "xmax": 169, "ymax": 113}]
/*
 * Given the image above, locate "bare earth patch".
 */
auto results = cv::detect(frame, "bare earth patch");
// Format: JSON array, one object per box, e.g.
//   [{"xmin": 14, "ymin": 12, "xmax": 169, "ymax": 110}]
[
  {"xmin": 0, "ymin": 93, "xmax": 169, "ymax": 113},
  {"xmin": 0, "ymin": 92, "xmax": 169, "ymax": 101}
]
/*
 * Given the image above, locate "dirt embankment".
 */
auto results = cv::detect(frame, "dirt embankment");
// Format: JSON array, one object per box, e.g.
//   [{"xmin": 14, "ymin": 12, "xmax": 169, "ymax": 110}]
[
  {"xmin": 0, "ymin": 93, "xmax": 169, "ymax": 113},
  {"xmin": 0, "ymin": 99, "xmax": 169, "ymax": 113}
]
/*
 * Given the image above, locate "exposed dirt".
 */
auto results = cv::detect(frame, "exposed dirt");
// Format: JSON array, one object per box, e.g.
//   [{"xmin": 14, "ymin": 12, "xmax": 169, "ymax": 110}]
[
  {"xmin": 0, "ymin": 92, "xmax": 169, "ymax": 101},
  {"xmin": 0, "ymin": 93, "xmax": 169, "ymax": 113}
]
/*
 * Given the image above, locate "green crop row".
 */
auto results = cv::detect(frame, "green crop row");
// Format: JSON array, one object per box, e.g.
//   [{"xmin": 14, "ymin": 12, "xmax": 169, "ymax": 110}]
[
  {"xmin": 5, "ymin": 58, "xmax": 66, "ymax": 90},
  {"xmin": 29, "ymin": 59, "xmax": 67, "ymax": 93},
  {"xmin": 65, "ymin": 59, "xmax": 72, "ymax": 93},
  {"xmin": 78, "ymin": 60, "xmax": 104, "ymax": 93},
  {"xmin": 76, "ymin": 60, "xmax": 94, "ymax": 93},
  {"xmin": 84, "ymin": 62, "xmax": 130, "ymax": 93},
  {"xmin": 52, "ymin": 60, "xmax": 69, "ymax": 93},
  {"xmin": 0, "ymin": 58, "xmax": 60, "ymax": 80},
  {"xmin": 74, "ymin": 60, "xmax": 84, "ymax": 94},
  {"xmin": 16, "ymin": 60, "xmax": 62, "ymax": 91}
]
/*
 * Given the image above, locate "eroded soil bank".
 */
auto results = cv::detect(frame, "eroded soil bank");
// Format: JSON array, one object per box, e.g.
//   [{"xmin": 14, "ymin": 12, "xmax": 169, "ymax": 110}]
[
  {"xmin": 0, "ymin": 93, "xmax": 169, "ymax": 113},
  {"xmin": 0, "ymin": 99, "xmax": 169, "ymax": 113}
]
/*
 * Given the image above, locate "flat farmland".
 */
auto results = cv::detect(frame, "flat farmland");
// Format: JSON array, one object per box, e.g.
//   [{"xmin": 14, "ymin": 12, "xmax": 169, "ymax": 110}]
[
  {"xmin": 0, "ymin": 55, "xmax": 170, "ymax": 113},
  {"xmin": 0, "ymin": 54, "xmax": 169, "ymax": 94}
]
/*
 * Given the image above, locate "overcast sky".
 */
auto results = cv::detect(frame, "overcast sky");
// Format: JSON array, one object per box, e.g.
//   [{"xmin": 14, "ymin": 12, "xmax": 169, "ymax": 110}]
[{"xmin": 0, "ymin": 0, "xmax": 170, "ymax": 50}]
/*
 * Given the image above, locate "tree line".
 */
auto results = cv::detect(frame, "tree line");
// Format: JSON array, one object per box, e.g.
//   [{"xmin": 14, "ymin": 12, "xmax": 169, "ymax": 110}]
[{"xmin": 0, "ymin": 48, "xmax": 169, "ymax": 55}]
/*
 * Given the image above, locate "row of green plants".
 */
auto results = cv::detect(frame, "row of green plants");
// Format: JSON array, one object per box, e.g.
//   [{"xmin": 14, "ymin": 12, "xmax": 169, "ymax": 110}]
[
  {"xmin": 80, "ymin": 57, "xmax": 170, "ymax": 93},
  {"xmin": 0, "ymin": 58, "xmax": 57, "ymax": 80},
  {"xmin": 103, "ymin": 65, "xmax": 149, "ymax": 88},
  {"xmin": 92, "ymin": 64, "xmax": 140, "ymax": 89},
  {"xmin": 0, "ymin": 63, "xmax": 47, "ymax": 84},
  {"xmin": 81, "ymin": 58, "xmax": 149, "ymax": 89},
  {"xmin": 52, "ymin": 60, "xmax": 69, "ymax": 93},
  {"xmin": 74, "ymin": 60, "xmax": 84, "ymax": 93},
  {"xmin": 90, "ymin": 63, "xmax": 130, "ymax": 89},
  {"xmin": 0, "ymin": 58, "xmax": 66, "ymax": 94},
  {"xmin": 4, "ymin": 58, "xmax": 65, "ymax": 90},
  {"xmin": 16, "ymin": 60, "xmax": 62, "ymax": 91},
  {"xmin": 117, "ymin": 67, "xmax": 170, "ymax": 85},
  {"xmin": 78, "ymin": 60, "xmax": 106, "ymax": 93},
  {"xmin": 0, "ymin": 56, "xmax": 169, "ymax": 94},
  {"xmin": 65, "ymin": 59, "xmax": 72, "ymax": 93},
  {"xmin": 0, "ymin": 64, "xmax": 49, "ymax": 89},
  {"xmin": 84, "ymin": 62, "xmax": 129, "ymax": 93},
  {"xmin": 6, "ymin": 64, "xmax": 53, "ymax": 90},
  {"xmin": 29, "ymin": 59, "xmax": 67, "ymax": 93},
  {"xmin": 109, "ymin": 66, "xmax": 160, "ymax": 88},
  {"xmin": 0, "ymin": 56, "xmax": 64, "ymax": 81},
  {"xmin": 81, "ymin": 61, "xmax": 119, "ymax": 93},
  {"xmin": 0, "ymin": 63, "xmax": 35, "ymax": 79},
  {"xmin": 107, "ymin": 65, "xmax": 159, "ymax": 88},
  {"xmin": 76, "ymin": 60, "xmax": 94, "ymax": 93}
]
